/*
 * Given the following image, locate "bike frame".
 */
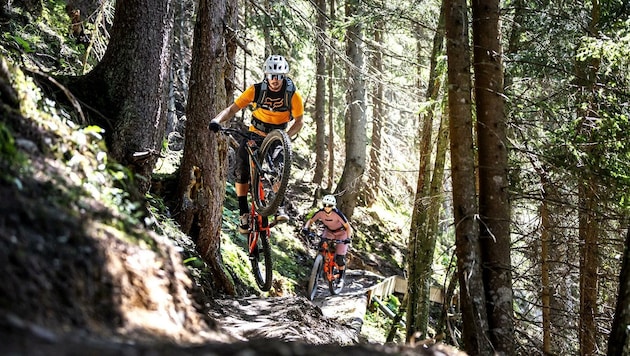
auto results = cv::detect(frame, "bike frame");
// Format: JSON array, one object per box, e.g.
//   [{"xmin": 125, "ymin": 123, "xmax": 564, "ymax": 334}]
[
  {"xmin": 245, "ymin": 139, "xmax": 264, "ymax": 181},
  {"xmin": 247, "ymin": 187, "xmax": 274, "ymax": 257},
  {"xmin": 246, "ymin": 141, "xmax": 276, "ymax": 257},
  {"xmin": 320, "ymin": 239, "xmax": 339, "ymax": 282},
  {"xmin": 305, "ymin": 231, "xmax": 350, "ymax": 299},
  {"xmin": 217, "ymin": 127, "xmax": 282, "ymax": 291}
]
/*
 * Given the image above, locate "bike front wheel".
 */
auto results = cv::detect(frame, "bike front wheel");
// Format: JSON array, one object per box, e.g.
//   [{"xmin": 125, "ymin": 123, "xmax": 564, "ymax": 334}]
[
  {"xmin": 249, "ymin": 217, "xmax": 273, "ymax": 291},
  {"xmin": 306, "ymin": 254, "xmax": 324, "ymax": 301},
  {"xmin": 328, "ymin": 266, "xmax": 344, "ymax": 295},
  {"xmin": 251, "ymin": 129, "xmax": 292, "ymax": 217}
]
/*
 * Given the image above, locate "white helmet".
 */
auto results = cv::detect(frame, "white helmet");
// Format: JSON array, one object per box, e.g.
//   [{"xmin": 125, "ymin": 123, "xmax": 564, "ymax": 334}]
[
  {"xmin": 263, "ymin": 55, "xmax": 289, "ymax": 74},
  {"xmin": 322, "ymin": 195, "xmax": 336, "ymax": 207}
]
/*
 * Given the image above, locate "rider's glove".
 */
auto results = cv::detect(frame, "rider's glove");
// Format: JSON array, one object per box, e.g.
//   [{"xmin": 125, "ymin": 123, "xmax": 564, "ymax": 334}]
[{"xmin": 209, "ymin": 119, "xmax": 221, "ymax": 132}]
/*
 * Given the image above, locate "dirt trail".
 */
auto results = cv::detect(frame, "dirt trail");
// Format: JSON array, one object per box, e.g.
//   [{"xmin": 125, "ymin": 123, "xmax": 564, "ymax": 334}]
[{"xmin": 208, "ymin": 270, "xmax": 385, "ymax": 345}]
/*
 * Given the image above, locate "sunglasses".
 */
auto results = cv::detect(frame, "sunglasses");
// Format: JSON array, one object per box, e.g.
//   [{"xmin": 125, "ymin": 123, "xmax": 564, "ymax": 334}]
[
  {"xmin": 266, "ymin": 74, "xmax": 285, "ymax": 81},
  {"xmin": 324, "ymin": 204, "xmax": 334, "ymax": 208}
]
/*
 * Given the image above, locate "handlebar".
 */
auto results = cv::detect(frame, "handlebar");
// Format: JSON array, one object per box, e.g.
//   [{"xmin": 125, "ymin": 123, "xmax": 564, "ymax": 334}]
[
  {"xmin": 302, "ymin": 230, "xmax": 351, "ymax": 245},
  {"xmin": 214, "ymin": 126, "xmax": 248, "ymax": 139},
  {"xmin": 325, "ymin": 238, "xmax": 351, "ymax": 245},
  {"xmin": 211, "ymin": 125, "xmax": 257, "ymax": 151}
]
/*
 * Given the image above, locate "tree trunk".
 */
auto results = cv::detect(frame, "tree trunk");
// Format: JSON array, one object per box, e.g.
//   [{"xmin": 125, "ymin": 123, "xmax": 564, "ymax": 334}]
[
  {"xmin": 436, "ymin": 255, "xmax": 459, "ymax": 344},
  {"xmin": 579, "ymin": 181, "xmax": 599, "ymax": 356},
  {"xmin": 262, "ymin": 0, "xmax": 271, "ymax": 55},
  {"xmin": 406, "ymin": 107, "xmax": 433, "ymax": 339},
  {"xmin": 68, "ymin": 0, "xmax": 175, "ymax": 195},
  {"xmin": 540, "ymin": 177, "xmax": 552, "ymax": 355},
  {"xmin": 445, "ymin": 0, "xmax": 493, "ymax": 353},
  {"xmin": 546, "ymin": 185, "xmax": 579, "ymax": 355},
  {"xmin": 365, "ymin": 22, "xmax": 384, "ymax": 207},
  {"xmin": 415, "ymin": 94, "xmax": 450, "ymax": 340},
  {"xmin": 530, "ymin": 161, "xmax": 564, "ymax": 355},
  {"xmin": 175, "ymin": 0, "xmax": 237, "ymax": 295},
  {"xmin": 325, "ymin": 0, "xmax": 337, "ymax": 192},
  {"xmin": 406, "ymin": 3, "xmax": 446, "ymax": 340},
  {"xmin": 575, "ymin": 2, "xmax": 601, "ymax": 354},
  {"xmin": 312, "ymin": 0, "xmax": 327, "ymax": 186},
  {"xmin": 335, "ymin": 0, "xmax": 366, "ymax": 218},
  {"xmin": 471, "ymin": 0, "xmax": 514, "ymax": 353},
  {"xmin": 425, "ymin": 97, "xmax": 449, "ymax": 289},
  {"xmin": 608, "ymin": 224, "xmax": 630, "ymax": 356},
  {"xmin": 326, "ymin": 65, "xmax": 335, "ymax": 191},
  {"xmin": 168, "ymin": 0, "xmax": 195, "ymax": 141}
]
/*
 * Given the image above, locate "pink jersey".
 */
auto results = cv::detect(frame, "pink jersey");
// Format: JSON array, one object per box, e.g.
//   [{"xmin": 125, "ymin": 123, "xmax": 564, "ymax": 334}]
[{"xmin": 310, "ymin": 208, "xmax": 350, "ymax": 255}]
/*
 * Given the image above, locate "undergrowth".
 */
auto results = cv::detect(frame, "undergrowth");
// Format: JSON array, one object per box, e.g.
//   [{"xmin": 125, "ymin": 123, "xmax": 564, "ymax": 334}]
[{"xmin": 362, "ymin": 295, "xmax": 405, "ymax": 344}]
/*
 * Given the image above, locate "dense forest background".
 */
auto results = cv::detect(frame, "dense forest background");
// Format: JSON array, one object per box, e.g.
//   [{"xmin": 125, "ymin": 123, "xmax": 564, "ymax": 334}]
[{"xmin": 1, "ymin": 0, "xmax": 630, "ymax": 355}]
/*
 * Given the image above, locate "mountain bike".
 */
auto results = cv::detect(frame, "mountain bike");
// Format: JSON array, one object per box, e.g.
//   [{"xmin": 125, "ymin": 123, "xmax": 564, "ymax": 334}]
[
  {"xmin": 220, "ymin": 127, "xmax": 292, "ymax": 216},
  {"xmin": 304, "ymin": 231, "xmax": 351, "ymax": 300},
  {"xmin": 217, "ymin": 127, "xmax": 292, "ymax": 291}
]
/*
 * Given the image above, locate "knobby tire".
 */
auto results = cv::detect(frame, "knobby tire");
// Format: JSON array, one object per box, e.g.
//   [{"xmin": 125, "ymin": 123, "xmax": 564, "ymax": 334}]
[
  {"xmin": 307, "ymin": 254, "xmax": 324, "ymax": 301},
  {"xmin": 328, "ymin": 266, "xmax": 343, "ymax": 295},
  {"xmin": 250, "ymin": 217, "xmax": 273, "ymax": 291},
  {"xmin": 251, "ymin": 129, "xmax": 292, "ymax": 217}
]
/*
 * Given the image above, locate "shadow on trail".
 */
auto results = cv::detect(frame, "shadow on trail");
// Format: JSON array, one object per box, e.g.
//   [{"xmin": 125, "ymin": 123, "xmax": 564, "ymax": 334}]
[
  {"xmin": 208, "ymin": 270, "xmax": 386, "ymax": 346},
  {"xmin": 312, "ymin": 270, "xmax": 385, "ymax": 334}
]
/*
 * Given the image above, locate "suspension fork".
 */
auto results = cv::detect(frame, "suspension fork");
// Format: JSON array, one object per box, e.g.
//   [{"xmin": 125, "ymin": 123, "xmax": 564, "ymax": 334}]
[
  {"xmin": 248, "ymin": 207, "xmax": 270, "ymax": 255},
  {"xmin": 246, "ymin": 139, "xmax": 264, "ymax": 174}
]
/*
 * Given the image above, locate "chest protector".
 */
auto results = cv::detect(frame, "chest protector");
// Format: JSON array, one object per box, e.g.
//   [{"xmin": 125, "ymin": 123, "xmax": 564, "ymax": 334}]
[{"xmin": 253, "ymin": 78, "xmax": 296, "ymax": 119}]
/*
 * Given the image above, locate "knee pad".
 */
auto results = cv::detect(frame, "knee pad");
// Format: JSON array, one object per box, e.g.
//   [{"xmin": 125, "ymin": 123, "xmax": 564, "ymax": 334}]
[
  {"xmin": 235, "ymin": 167, "xmax": 249, "ymax": 184},
  {"xmin": 335, "ymin": 254, "xmax": 346, "ymax": 267},
  {"xmin": 235, "ymin": 145, "xmax": 250, "ymax": 184}
]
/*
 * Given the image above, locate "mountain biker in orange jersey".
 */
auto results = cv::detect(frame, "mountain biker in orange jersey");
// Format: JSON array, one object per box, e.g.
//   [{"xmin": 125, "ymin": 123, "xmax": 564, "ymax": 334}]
[
  {"xmin": 209, "ymin": 55, "xmax": 304, "ymax": 234},
  {"xmin": 302, "ymin": 195, "xmax": 353, "ymax": 284}
]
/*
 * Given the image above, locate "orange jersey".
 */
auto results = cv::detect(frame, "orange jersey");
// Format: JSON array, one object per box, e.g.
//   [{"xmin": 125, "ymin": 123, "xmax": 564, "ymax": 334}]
[{"xmin": 234, "ymin": 82, "xmax": 304, "ymax": 127}]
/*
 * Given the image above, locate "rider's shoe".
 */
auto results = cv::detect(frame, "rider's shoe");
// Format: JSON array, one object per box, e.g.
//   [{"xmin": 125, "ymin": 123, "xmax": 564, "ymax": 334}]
[
  {"xmin": 239, "ymin": 213, "xmax": 250, "ymax": 234},
  {"xmin": 274, "ymin": 207, "xmax": 289, "ymax": 224},
  {"xmin": 338, "ymin": 269, "xmax": 346, "ymax": 288}
]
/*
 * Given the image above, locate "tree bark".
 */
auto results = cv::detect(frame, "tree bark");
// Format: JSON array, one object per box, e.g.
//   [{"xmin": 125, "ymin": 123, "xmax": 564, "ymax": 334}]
[
  {"xmin": 335, "ymin": 0, "xmax": 366, "ymax": 218},
  {"xmin": 406, "ymin": 2, "xmax": 446, "ymax": 339},
  {"xmin": 575, "ymin": 2, "xmax": 601, "ymax": 354},
  {"xmin": 540, "ymin": 175, "xmax": 552, "ymax": 355},
  {"xmin": 325, "ymin": 0, "xmax": 337, "ymax": 192},
  {"xmin": 175, "ymin": 0, "xmax": 237, "ymax": 295},
  {"xmin": 471, "ymin": 0, "xmax": 515, "ymax": 353},
  {"xmin": 579, "ymin": 180, "xmax": 599, "ymax": 356},
  {"xmin": 312, "ymin": 0, "xmax": 327, "ymax": 186},
  {"xmin": 608, "ymin": 224, "xmax": 630, "ymax": 356},
  {"xmin": 406, "ymin": 103, "xmax": 432, "ymax": 338},
  {"xmin": 365, "ymin": 22, "xmax": 384, "ymax": 207},
  {"xmin": 326, "ymin": 64, "xmax": 335, "ymax": 191},
  {"xmin": 445, "ymin": 0, "xmax": 493, "ymax": 353},
  {"xmin": 68, "ymin": 0, "xmax": 175, "ymax": 194}
]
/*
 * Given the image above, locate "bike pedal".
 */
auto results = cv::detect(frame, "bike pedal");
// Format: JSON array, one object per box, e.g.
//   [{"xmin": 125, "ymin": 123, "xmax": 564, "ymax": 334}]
[{"xmin": 249, "ymin": 249, "xmax": 262, "ymax": 260}]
